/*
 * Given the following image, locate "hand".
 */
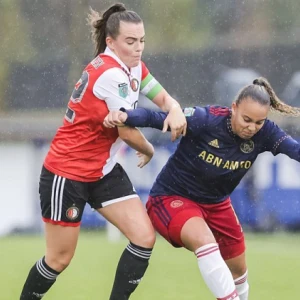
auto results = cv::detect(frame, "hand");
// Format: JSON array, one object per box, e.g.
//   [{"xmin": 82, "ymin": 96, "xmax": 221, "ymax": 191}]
[
  {"xmin": 136, "ymin": 143, "xmax": 154, "ymax": 168},
  {"xmin": 162, "ymin": 105, "xmax": 187, "ymax": 141},
  {"xmin": 103, "ymin": 111, "xmax": 128, "ymax": 128}
]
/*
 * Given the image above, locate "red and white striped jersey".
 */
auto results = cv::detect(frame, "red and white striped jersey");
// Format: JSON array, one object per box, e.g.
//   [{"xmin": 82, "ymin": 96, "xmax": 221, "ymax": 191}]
[{"xmin": 44, "ymin": 47, "xmax": 163, "ymax": 182}]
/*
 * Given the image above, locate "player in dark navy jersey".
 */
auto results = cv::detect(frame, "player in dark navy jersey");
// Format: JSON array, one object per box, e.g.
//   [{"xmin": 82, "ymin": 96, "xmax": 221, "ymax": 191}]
[{"xmin": 104, "ymin": 77, "xmax": 300, "ymax": 300}]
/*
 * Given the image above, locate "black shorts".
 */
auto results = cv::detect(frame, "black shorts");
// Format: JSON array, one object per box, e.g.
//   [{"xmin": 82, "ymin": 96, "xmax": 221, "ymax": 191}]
[{"xmin": 39, "ymin": 163, "xmax": 137, "ymax": 226}]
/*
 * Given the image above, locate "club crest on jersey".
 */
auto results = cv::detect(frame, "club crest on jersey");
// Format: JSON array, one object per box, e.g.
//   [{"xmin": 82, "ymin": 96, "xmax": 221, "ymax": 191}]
[
  {"xmin": 170, "ymin": 200, "xmax": 184, "ymax": 208},
  {"xmin": 183, "ymin": 107, "xmax": 195, "ymax": 117},
  {"xmin": 66, "ymin": 206, "xmax": 80, "ymax": 220},
  {"xmin": 130, "ymin": 78, "xmax": 139, "ymax": 92},
  {"xmin": 118, "ymin": 83, "xmax": 129, "ymax": 98},
  {"xmin": 240, "ymin": 140, "xmax": 254, "ymax": 153}
]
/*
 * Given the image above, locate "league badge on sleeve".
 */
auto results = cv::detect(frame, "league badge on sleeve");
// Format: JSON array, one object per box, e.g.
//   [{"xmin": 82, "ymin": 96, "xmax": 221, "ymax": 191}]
[
  {"xmin": 183, "ymin": 107, "xmax": 195, "ymax": 117},
  {"xmin": 118, "ymin": 83, "xmax": 129, "ymax": 98}
]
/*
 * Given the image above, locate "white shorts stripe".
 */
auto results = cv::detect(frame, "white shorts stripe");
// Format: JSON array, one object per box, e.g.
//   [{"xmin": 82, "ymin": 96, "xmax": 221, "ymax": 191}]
[
  {"xmin": 101, "ymin": 194, "xmax": 138, "ymax": 207},
  {"xmin": 54, "ymin": 176, "xmax": 62, "ymax": 221},
  {"xmin": 50, "ymin": 175, "xmax": 58, "ymax": 220},
  {"xmin": 58, "ymin": 178, "xmax": 66, "ymax": 221},
  {"xmin": 50, "ymin": 175, "xmax": 65, "ymax": 221}
]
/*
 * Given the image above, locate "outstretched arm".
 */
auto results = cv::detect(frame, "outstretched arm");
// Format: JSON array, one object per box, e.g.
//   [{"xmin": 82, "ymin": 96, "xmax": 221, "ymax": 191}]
[
  {"xmin": 276, "ymin": 137, "xmax": 300, "ymax": 162},
  {"xmin": 104, "ymin": 107, "xmax": 169, "ymax": 131}
]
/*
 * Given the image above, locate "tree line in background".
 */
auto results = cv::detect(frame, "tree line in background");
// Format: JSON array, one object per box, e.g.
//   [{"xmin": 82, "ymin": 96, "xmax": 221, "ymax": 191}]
[{"xmin": 1, "ymin": 0, "xmax": 300, "ymax": 111}]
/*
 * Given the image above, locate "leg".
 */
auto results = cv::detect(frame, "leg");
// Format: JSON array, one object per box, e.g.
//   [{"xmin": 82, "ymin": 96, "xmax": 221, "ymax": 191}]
[
  {"xmin": 208, "ymin": 198, "xmax": 247, "ymax": 300},
  {"xmin": 180, "ymin": 217, "xmax": 239, "ymax": 300},
  {"xmin": 20, "ymin": 166, "xmax": 85, "ymax": 299},
  {"xmin": 20, "ymin": 223, "xmax": 80, "ymax": 299},
  {"xmin": 226, "ymin": 253, "xmax": 249, "ymax": 300},
  {"xmin": 147, "ymin": 195, "xmax": 239, "ymax": 300},
  {"xmin": 99, "ymin": 197, "xmax": 155, "ymax": 300}
]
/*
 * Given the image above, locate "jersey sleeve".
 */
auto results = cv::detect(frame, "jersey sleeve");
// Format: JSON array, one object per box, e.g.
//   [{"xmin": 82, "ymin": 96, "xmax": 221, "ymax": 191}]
[
  {"xmin": 263, "ymin": 120, "xmax": 300, "ymax": 161},
  {"xmin": 123, "ymin": 107, "xmax": 167, "ymax": 130},
  {"xmin": 139, "ymin": 61, "xmax": 163, "ymax": 100},
  {"xmin": 122, "ymin": 106, "xmax": 208, "ymax": 136},
  {"xmin": 276, "ymin": 136, "xmax": 300, "ymax": 162},
  {"xmin": 93, "ymin": 68, "xmax": 132, "ymax": 110},
  {"xmin": 184, "ymin": 106, "xmax": 208, "ymax": 137}
]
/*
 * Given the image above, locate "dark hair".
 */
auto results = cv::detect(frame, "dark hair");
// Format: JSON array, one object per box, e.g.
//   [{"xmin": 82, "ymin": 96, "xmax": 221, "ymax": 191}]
[
  {"xmin": 87, "ymin": 3, "xmax": 143, "ymax": 57},
  {"xmin": 235, "ymin": 77, "xmax": 300, "ymax": 116}
]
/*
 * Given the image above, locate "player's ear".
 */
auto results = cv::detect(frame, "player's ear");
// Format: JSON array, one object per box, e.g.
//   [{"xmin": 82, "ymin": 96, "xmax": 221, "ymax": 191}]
[
  {"xmin": 106, "ymin": 36, "xmax": 114, "ymax": 50},
  {"xmin": 231, "ymin": 102, "xmax": 237, "ymax": 114}
]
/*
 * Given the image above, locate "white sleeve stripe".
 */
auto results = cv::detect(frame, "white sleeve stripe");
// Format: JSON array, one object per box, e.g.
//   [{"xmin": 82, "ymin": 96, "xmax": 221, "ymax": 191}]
[{"xmin": 140, "ymin": 78, "xmax": 159, "ymax": 95}]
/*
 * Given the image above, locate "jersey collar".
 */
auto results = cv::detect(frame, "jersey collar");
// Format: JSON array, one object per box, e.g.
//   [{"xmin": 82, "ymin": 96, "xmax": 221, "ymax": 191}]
[{"xmin": 104, "ymin": 47, "xmax": 131, "ymax": 77}]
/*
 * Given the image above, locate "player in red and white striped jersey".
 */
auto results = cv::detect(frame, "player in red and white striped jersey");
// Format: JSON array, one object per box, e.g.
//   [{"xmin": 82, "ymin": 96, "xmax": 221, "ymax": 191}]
[{"xmin": 20, "ymin": 3, "xmax": 186, "ymax": 300}]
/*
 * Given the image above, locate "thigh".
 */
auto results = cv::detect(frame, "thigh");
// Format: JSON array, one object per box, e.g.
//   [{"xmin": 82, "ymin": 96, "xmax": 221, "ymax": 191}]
[
  {"xmin": 45, "ymin": 223, "xmax": 80, "ymax": 260},
  {"xmin": 147, "ymin": 195, "xmax": 208, "ymax": 248},
  {"xmin": 204, "ymin": 198, "xmax": 245, "ymax": 260},
  {"xmin": 88, "ymin": 163, "xmax": 137, "ymax": 208},
  {"xmin": 39, "ymin": 166, "xmax": 87, "ymax": 226},
  {"xmin": 98, "ymin": 197, "xmax": 155, "ymax": 247}
]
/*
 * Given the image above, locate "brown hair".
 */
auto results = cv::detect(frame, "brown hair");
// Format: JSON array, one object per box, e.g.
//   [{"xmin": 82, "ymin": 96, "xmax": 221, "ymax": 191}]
[
  {"xmin": 235, "ymin": 77, "xmax": 300, "ymax": 116},
  {"xmin": 87, "ymin": 3, "xmax": 143, "ymax": 57}
]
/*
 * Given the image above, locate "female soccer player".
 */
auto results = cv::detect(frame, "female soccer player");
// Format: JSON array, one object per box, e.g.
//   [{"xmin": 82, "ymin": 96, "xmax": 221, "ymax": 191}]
[
  {"xmin": 20, "ymin": 3, "xmax": 186, "ymax": 300},
  {"xmin": 104, "ymin": 77, "xmax": 300, "ymax": 300}
]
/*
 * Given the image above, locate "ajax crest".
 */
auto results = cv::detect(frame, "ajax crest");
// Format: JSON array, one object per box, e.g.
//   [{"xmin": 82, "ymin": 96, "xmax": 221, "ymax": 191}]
[{"xmin": 240, "ymin": 140, "xmax": 254, "ymax": 153}]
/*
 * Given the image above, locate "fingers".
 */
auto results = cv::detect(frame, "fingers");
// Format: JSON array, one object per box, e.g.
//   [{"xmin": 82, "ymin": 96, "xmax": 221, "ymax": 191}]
[
  {"xmin": 162, "ymin": 120, "xmax": 168, "ymax": 133},
  {"xmin": 182, "ymin": 123, "xmax": 187, "ymax": 136},
  {"xmin": 103, "ymin": 111, "xmax": 125, "ymax": 128}
]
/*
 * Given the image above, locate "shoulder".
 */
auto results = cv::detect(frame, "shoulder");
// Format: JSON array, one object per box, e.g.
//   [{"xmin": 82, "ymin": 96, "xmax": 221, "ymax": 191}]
[
  {"xmin": 86, "ymin": 55, "xmax": 127, "ymax": 80},
  {"xmin": 208, "ymin": 105, "xmax": 231, "ymax": 117}
]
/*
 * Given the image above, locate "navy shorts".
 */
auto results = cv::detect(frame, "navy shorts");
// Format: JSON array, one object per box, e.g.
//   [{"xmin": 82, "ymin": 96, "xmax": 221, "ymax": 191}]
[{"xmin": 39, "ymin": 163, "xmax": 137, "ymax": 226}]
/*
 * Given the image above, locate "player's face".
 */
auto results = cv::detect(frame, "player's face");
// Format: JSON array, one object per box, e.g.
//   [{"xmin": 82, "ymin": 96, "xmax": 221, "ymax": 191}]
[
  {"xmin": 106, "ymin": 21, "xmax": 145, "ymax": 69},
  {"xmin": 231, "ymin": 98, "xmax": 269, "ymax": 140}
]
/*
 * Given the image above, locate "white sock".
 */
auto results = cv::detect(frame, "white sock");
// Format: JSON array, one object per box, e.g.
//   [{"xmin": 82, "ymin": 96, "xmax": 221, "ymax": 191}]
[
  {"xmin": 234, "ymin": 270, "xmax": 249, "ymax": 300},
  {"xmin": 195, "ymin": 243, "xmax": 240, "ymax": 300}
]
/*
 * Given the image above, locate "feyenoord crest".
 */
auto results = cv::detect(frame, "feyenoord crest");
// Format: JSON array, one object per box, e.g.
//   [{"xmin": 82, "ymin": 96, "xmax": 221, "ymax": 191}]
[
  {"xmin": 240, "ymin": 140, "xmax": 254, "ymax": 153},
  {"xmin": 130, "ymin": 78, "xmax": 139, "ymax": 92},
  {"xmin": 66, "ymin": 206, "xmax": 80, "ymax": 220},
  {"xmin": 118, "ymin": 83, "xmax": 128, "ymax": 98}
]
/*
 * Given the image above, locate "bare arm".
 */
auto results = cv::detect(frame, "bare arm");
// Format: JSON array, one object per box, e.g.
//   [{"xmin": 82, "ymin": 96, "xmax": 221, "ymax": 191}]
[
  {"xmin": 152, "ymin": 89, "xmax": 187, "ymax": 141},
  {"xmin": 118, "ymin": 126, "xmax": 154, "ymax": 168}
]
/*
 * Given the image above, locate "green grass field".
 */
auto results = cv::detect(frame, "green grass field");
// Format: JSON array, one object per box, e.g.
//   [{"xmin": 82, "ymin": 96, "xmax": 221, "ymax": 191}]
[{"xmin": 2, "ymin": 231, "xmax": 300, "ymax": 299}]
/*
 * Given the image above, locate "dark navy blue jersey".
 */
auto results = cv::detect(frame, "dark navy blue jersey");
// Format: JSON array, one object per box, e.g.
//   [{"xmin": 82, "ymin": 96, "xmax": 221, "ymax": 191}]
[{"xmin": 123, "ymin": 105, "xmax": 300, "ymax": 204}]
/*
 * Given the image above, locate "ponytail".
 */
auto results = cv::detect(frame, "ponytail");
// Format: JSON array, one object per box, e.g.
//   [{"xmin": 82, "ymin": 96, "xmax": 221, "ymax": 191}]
[{"xmin": 87, "ymin": 3, "xmax": 142, "ymax": 56}]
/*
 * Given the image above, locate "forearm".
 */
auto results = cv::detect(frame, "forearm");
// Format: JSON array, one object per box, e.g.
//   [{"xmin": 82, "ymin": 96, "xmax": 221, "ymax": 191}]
[
  {"xmin": 118, "ymin": 126, "xmax": 153, "ymax": 156},
  {"xmin": 277, "ymin": 137, "xmax": 300, "ymax": 162},
  {"xmin": 152, "ymin": 89, "xmax": 181, "ymax": 112},
  {"xmin": 122, "ymin": 107, "xmax": 168, "ymax": 130}
]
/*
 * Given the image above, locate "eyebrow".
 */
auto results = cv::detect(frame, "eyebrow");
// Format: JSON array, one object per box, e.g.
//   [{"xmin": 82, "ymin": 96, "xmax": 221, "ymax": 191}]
[
  {"xmin": 243, "ymin": 115, "xmax": 266, "ymax": 122},
  {"xmin": 125, "ymin": 36, "xmax": 145, "ymax": 41}
]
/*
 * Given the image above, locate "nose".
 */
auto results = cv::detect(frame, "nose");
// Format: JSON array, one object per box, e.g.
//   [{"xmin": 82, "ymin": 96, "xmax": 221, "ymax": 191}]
[
  {"xmin": 247, "ymin": 123, "xmax": 256, "ymax": 132},
  {"xmin": 136, "ymin": 41, "xmax": 144, "ymax": 52}
]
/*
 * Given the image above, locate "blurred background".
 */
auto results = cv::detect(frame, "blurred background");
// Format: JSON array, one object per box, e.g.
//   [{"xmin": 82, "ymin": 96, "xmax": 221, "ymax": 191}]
[
  {"xmin": 1, "ymin": 0, "xmax": 300, "ymax": 236},
  {"xmin": 1, "ymin": 1, "xmax": 300, "ymax": 299}
]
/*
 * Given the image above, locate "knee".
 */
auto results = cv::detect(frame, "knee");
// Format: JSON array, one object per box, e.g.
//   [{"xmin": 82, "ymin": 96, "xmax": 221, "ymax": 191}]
[
  {"xmin": 231, "ymin": 265, "xmax": 248, "ymax": 279},
  {"xmin": 133, "ymin": 228, "xmax": 156, "ymax": 248},
  {"xmin": 45, "ymin": 251, "xmax": 74, "ymax": 272}
]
